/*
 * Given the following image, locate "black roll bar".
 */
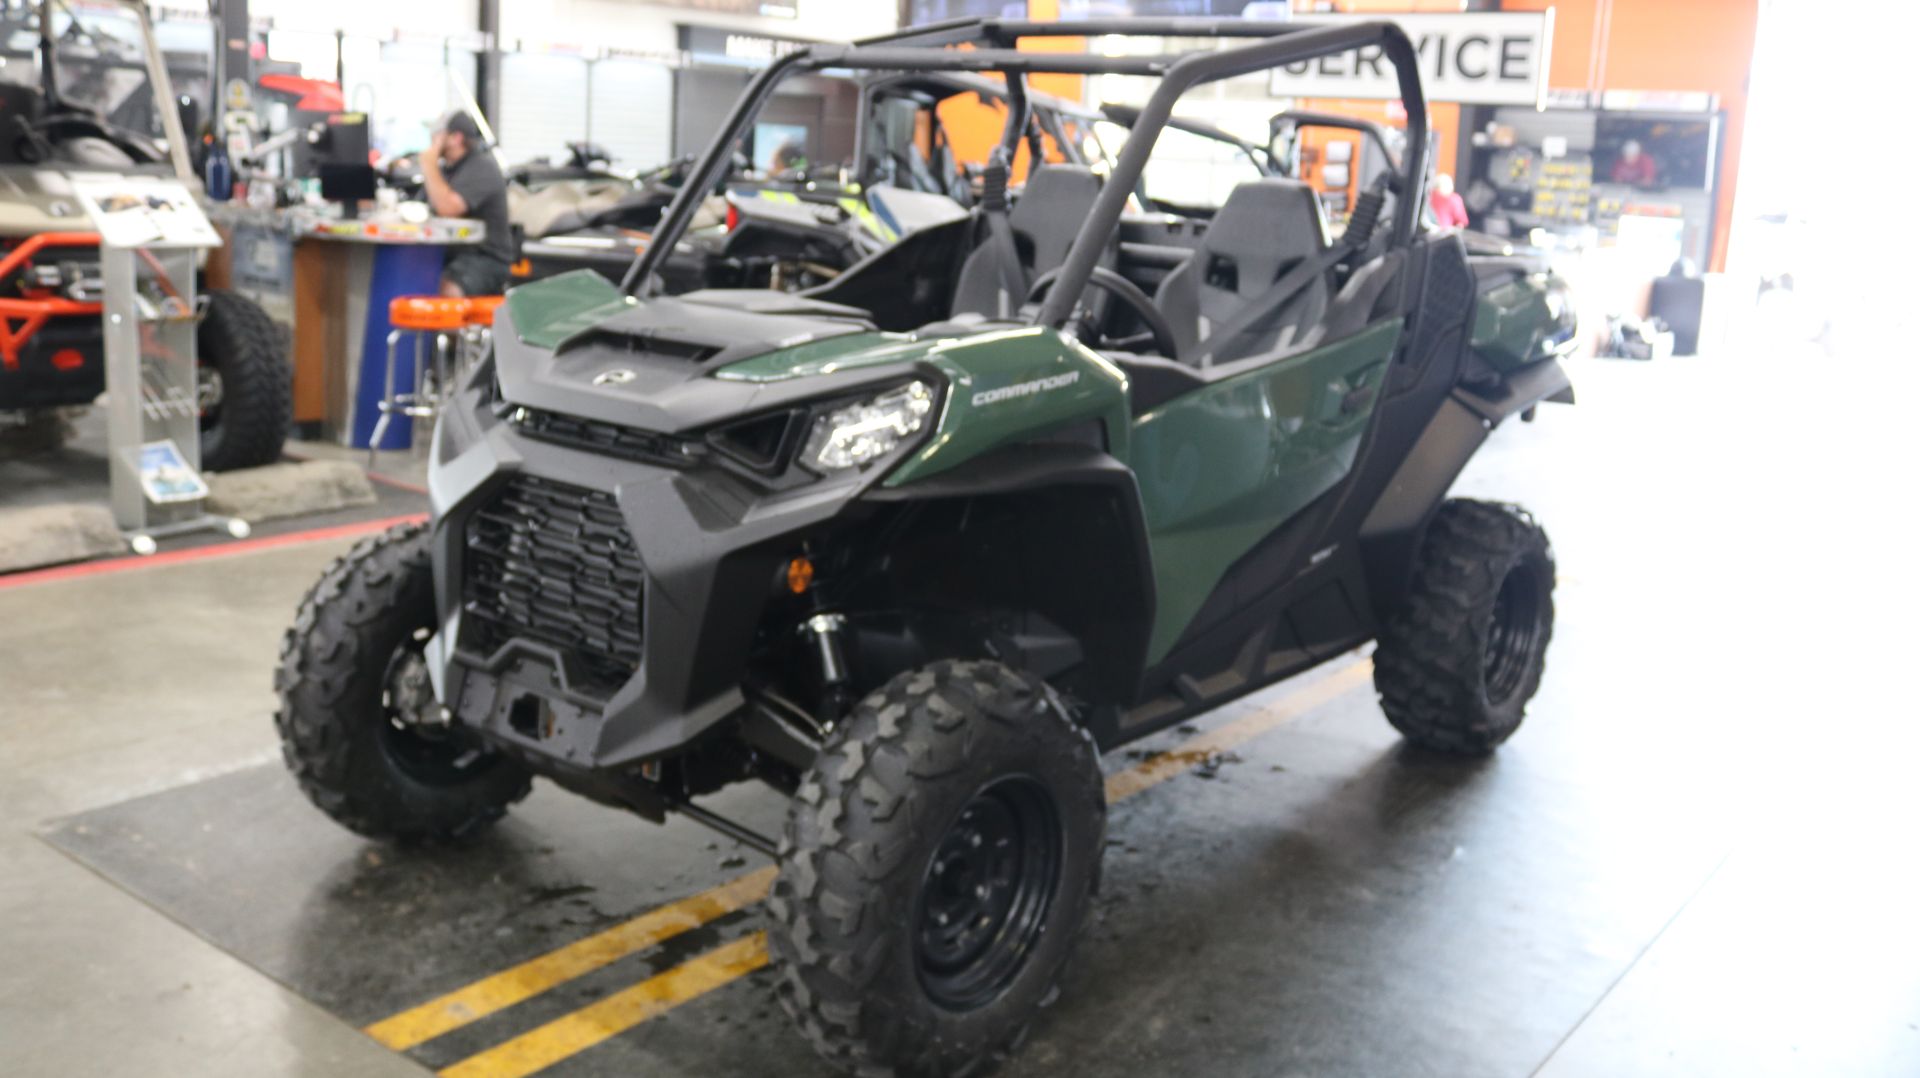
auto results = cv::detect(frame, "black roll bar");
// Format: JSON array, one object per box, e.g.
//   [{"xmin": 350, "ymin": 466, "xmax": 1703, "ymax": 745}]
[
  {"xmin": 625, "ymin": 18, "xmax": 1429, "ymax": 304},
  {"xmin": 622, "ymin": 48, "xmax": 1186, "ymax": 294},
  {"xmin": 621, "ymin": 47, "xmax": 816, "ymax": 293},
  {"xmin": 1036, "ymin": 20, "xmax": 1425, "ymax": 329}
]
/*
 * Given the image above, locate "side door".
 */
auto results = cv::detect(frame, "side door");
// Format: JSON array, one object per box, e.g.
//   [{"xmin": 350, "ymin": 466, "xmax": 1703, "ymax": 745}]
[{"xmin": 1126, "ymin": 317, "xmax": 1403, "ymax": 663}]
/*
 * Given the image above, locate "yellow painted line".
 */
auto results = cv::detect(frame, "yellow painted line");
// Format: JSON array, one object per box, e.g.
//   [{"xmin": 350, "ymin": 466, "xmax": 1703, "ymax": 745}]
[
  {"xmin": 363, "ymin": 866, "xmax": 776, "ymax": 1051},
  {"xmin": 389, "ymin": 657, "xmax": 1374, "ymax": 1075},
  {"xmin": 436, "ymin": 933, "xmax": 769, "ymax": 1078},
  {"xmin": 1105, "ymin": 660, "xmax": 1373, "ymax": 803}
]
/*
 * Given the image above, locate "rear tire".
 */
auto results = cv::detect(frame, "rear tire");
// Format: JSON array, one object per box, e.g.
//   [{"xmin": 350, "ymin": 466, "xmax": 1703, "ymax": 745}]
[
  {"xmin": 274, "ymin": 520, "xmax": 529, "ymax": 840},
  {"xmin": 1374, "ymin": 499, "xmax": 1556, "ymax": 754},
  {"xmin": 198, "ymin": 289, "xmax": 290, "ymax": 473},
  {"xmin": 768, "ymin": 660, "xmax": 1105, "ymax": 1078}
]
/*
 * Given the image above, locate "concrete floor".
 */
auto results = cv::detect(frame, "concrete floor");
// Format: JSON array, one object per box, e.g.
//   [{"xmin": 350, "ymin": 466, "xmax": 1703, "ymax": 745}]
[{"xmin": 2, "ymin": 350, "xmax": 1916, "ymax": 1077}]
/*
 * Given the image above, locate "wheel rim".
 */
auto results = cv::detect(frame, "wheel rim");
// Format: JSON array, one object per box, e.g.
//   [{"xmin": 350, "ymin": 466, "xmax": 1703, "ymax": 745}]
[
  {"xmin": 197, "ymin": 365, "xmax": 223, "ymax": 429},
  {"xmin": 914, "ymin": 775, "xmax": 1063, "ymax": 1011},
  {"xmin": 1483, "ymin": 561, "xmax": 1544, "ymax": 705},
  {"xmin": 378, "ymin": 626, "xmax": 494, "ymax": 785}
]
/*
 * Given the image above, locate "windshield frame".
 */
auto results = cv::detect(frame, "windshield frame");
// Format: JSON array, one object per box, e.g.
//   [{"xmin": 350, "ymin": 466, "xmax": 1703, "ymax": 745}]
[{"xmin": 31, "ymin": 0, "xmax": 192, "ymax": 180}]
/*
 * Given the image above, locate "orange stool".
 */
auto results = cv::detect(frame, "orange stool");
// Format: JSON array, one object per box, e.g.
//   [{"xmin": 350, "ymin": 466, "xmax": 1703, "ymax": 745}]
[
  {"xmin": 370, "ymin": 296, "xmax": 470, "ymax": 465},
  {"xmin": 463, "ymin": 295, "xmax": 506, "ymax": 328}
]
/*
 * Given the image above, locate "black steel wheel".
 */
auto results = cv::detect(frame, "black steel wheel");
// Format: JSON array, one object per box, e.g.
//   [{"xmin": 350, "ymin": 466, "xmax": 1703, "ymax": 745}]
[
  {"xmin": 1483, "ymin": 562, "xmax": 1546, "ymax": 706},
  {"xmin": 274, "ymin": 521, "xmax": 529, "ymax": 840},
  {"xmin": 373, "ymin": 626, "xmax": 497, "ymax": 788},
  {"xmin": 1374, "ymin": 499, "xmax": 1556, "ymax": 754},
  {"xmin": 769, "ymin": 660, "xmax": 1104, "ymax": 1078},
  {"xmin": 915, "ymin": 775, "xmax": 1064, "ymax": 1011}
]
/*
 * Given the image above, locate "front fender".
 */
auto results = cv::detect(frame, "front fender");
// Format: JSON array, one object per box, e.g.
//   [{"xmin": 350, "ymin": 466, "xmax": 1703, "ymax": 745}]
[{"xmin": 883, "ymin": 326, "xmax": 1132, "ymax": 486}]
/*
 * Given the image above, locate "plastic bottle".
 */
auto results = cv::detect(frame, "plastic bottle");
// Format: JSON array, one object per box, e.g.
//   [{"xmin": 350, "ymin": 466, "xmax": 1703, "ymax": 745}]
[{"xmin": 204, "ymin": 139, "xmax": 233, "ymax": 201}]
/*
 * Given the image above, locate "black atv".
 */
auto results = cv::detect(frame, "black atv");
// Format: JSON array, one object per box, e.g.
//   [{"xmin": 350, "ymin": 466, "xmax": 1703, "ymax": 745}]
[
  {"xmin": 0, "ymin": 0, "xmax": 289, "ymax": 471},
  {"xmin": 277, "ymin": 17, "xmax": 1576, "ymax": 1077}
]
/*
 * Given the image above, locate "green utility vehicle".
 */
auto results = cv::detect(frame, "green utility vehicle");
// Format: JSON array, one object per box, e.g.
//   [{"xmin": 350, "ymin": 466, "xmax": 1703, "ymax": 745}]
[{"xmin": 277, "ymin": 17, "xmax": 1576, "ymax": 1077}]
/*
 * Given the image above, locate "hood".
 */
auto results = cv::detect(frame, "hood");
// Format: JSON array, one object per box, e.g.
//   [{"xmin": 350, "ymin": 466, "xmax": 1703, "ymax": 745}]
[
  {"xmin": 494, "ymin": 271, "xmax": 943, "ymax": 434},
  {"xmin": 0, "ymin": 168, "xmax": 94, "ymax": 237}
]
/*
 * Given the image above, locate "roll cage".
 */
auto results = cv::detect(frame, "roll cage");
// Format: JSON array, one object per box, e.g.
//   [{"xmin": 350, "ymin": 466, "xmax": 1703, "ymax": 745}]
[
  {"xmin": 624, "ymin": 16, "xmax": 1429, "ymax": 332},
  {"xmin": 3, "ymin": 0, "xmax": 194, "ymax": 180},
  {"xmin": 852, "ymin": 70, "xmax": 1102, "ymax": 197}
]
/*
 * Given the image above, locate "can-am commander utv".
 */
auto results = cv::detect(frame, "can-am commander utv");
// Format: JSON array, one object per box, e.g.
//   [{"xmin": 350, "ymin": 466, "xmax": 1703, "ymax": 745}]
[{"xmin": 277, "ymin": 17, "xmax": 1576, "ymax": 1077}]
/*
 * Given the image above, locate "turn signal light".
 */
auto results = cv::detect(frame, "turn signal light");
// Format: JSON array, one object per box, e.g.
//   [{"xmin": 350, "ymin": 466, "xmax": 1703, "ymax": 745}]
[{"xmin": 786, "ymin": 556, "xmax": 814, "ymax": 594}]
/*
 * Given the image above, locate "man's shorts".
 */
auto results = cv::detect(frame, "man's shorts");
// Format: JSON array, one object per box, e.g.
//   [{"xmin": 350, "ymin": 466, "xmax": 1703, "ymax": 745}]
[{"xmin": 442, "ymin": 250, "xmax": 511, "ymax": 297}]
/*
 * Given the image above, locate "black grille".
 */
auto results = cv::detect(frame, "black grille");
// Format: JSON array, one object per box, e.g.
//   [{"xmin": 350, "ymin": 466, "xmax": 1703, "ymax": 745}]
[
  {"xmin": 509, "ymin": 406, "xmax": 702, "ymax": 468},
  {"xmin": 462, "ymin": 476, "xmax": 644, "ymax": 693}
]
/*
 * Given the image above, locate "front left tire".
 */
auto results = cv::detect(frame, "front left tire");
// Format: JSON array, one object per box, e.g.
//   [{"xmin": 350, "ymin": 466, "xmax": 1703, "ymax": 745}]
[{"xmin": 768, "ymin": 659, "xmax": 1105, "ymax": 1078}]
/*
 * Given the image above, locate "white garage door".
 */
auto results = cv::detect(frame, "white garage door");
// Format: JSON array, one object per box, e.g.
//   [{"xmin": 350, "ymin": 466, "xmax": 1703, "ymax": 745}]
[
  {"xmin": 497, "ymin": 52, "xmax": 591, "ymax": 169},
  {"xmin": 588, "ymin": 58, "xmax": 674, "ymax": 171}
]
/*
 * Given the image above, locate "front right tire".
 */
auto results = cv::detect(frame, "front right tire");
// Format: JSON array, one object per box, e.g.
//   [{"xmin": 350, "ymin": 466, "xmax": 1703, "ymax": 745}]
[
  {"xmin": 274, "ymin": 520, "xmax": 529, "ymax": 840},
  {"xmin": 768, "ymin": 660, "xmax": 1105, "ymax": 1078}
]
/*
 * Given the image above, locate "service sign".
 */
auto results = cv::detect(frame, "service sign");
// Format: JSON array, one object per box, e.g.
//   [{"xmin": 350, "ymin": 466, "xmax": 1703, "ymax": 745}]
[{"xmin": 1267, "ymin": 12, "xmax": 1553, "ymax": 108}]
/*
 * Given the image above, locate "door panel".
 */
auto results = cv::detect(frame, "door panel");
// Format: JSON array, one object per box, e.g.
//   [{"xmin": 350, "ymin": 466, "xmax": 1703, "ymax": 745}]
[{"xmin": 1129, "ymin": 317, "xmax": 1403, "ymax": 662}]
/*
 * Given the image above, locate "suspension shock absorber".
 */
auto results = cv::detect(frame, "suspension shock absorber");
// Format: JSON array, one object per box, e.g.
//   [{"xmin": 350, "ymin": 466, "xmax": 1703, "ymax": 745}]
[{"xmin": 801, "ymin": 612, "xmax": 850, "ymax": 689}]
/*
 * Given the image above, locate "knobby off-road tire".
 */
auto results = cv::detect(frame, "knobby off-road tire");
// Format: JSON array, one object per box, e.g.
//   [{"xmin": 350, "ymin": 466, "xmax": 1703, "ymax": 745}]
[
  {"xmin": 1374, "ymin": 498, "xmax": 1556, "ymax": 754},
  {"xmin": 198, "ymin": 289, "xmax": 290, "ymax": 473},
  {"xmin": 769, "ymin": 660, "xmax": 1105, "ymax": 1078},
  {"xmin": 274, "ymin": 521, "xmax": 529, "ymax": 840}
]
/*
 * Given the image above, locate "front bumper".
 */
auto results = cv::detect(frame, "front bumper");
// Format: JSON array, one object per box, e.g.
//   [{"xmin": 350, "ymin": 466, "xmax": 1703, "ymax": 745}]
[{"xmin": 423, "ymin": 368, "xmax": 917, "ymax": 775}]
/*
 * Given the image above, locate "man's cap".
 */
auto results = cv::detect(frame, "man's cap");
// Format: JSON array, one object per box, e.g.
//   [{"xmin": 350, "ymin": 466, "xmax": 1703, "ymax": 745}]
[{"xmin": 435, "ymin": 110, "xmax": 487, "ymax": 146}]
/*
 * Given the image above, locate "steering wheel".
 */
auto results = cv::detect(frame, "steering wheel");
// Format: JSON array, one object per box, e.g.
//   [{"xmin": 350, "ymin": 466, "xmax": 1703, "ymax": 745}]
[{"xmin": 1026, "ymin": 265, "xmax": 1181, "ymax": 360}]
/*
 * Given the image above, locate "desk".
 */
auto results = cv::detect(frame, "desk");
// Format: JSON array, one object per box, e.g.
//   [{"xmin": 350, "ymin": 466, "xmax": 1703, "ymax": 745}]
[{"xmin": 208, "ymin": 206, "xmax": 486, "ymax": 449}]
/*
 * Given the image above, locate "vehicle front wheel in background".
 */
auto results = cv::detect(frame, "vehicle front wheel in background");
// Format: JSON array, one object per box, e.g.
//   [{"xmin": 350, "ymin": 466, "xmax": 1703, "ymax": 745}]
[
  {"xmin": 198, "ymin": 289, "xmax": 291, "ymax": 473},
  {"xmin": 768, "ymin": 660, "xmax": 1105, "ymax": 1078},
  {"xmin": 1374, "ymin": 498, "xmax": 1556, "ymax": 754},
  {"xmin": 274, "ymin": 520, "xmax": 529, "ymax": 841}
]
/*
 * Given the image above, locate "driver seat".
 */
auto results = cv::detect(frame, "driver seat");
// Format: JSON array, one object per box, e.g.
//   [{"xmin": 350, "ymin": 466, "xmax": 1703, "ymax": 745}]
[
  {"xmin": 950, "ymin": 165, "xmax": 1104, "ymax": 319},
  {"xmin": 1155, "ymin": 179, "xmax": 1333, "ymax": 367}
]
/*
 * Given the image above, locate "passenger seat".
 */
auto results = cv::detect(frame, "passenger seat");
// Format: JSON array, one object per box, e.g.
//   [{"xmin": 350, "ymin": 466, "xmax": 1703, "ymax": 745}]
[
  {"xmin": 950, "ymin": 165, "xmax": 1104, "ymax": 319},
  {"xmin": 1155, "ymin": 179, "xmax": 1333, "ymax": 366}
]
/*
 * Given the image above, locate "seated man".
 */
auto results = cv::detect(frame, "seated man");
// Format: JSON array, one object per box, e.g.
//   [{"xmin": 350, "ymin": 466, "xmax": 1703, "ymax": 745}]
[{"xmin": 421, "ymin": 111, "xmax": 514, "ymax": 297}]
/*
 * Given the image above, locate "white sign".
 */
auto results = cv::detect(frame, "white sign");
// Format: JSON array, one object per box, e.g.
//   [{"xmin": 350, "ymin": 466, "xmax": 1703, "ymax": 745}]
[
  {"xmin": 69, "ymin": 174, "xmax": 219, "ymax": 249},
  {"xmin": 1267, "ymin": 12, "xmax": 1553, "ymax": 109}
]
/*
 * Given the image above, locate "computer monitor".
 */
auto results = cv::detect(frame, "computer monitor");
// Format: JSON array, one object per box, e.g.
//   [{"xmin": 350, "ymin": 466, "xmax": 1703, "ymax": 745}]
[
  {"xmin": 309, "ymin": 113, "xmax": 375, "ymax": 215},
  {"xmin": 318, "ymin": 163, "xmax": 377, "ymax": 203}
]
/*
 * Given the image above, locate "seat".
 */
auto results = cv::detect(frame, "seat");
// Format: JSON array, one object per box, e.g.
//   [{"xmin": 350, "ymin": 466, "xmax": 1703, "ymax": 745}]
[
  {"xmin": 950, "ymin": 165, "xmax": 1104, "ymax": 319},
  {"xmin": 1154, "ymin": 179, "xmax": 1333, "ymax": 367}
]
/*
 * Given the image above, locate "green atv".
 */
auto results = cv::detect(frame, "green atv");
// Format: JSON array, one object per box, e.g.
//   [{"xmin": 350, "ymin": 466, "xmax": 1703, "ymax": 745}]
[
  {"xmin": 276, "ymin": 17, "xmax": 1576, "ymax": 1077},
  {"xmin": 1, "ymin": 0, "xmax": 288, "ymax": 470}
]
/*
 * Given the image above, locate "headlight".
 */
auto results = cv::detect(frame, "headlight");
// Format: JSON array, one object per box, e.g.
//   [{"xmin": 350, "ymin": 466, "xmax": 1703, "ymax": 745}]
[{"xmin": 802, "ymin": 381, "xmax": 936, "ymax": 471}]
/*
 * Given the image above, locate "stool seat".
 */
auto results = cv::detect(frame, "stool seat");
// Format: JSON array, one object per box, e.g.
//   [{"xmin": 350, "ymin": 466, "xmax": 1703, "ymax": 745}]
[
  {"xmin": 389, "ymin": 295, "xmax": 469, "ymax": 331},
  {"xmin": 463, "ymin": 295, "xmax": 506, "ymax": 328}
]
